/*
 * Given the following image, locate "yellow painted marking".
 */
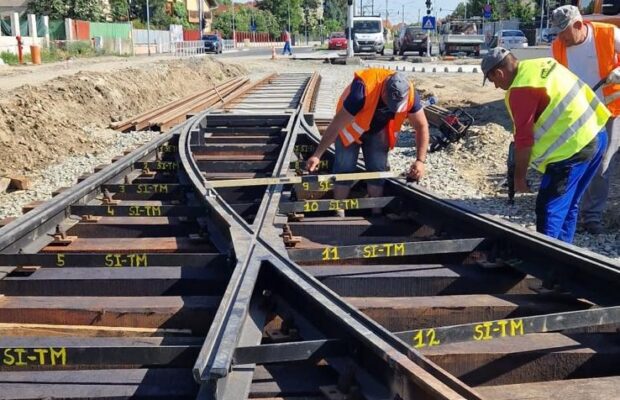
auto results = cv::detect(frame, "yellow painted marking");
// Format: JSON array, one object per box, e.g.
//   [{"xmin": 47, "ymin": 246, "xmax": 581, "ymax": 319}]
[
  {"xmin": 412, "ymin": 329, "xmax": 441, "ymax": 348},
  {"xmin": 128, "ymin": 205, "xmax": 162, "ymax": 217},
  {"xmin": 362, "ymin": 243, "xmax": 405, "ymax": 258},
  {"xmin": 321, "ymin": 247, "xmax": 340, "ymax": 261},
  {"xmin": 136, "ymin": 184, "xmax": 169, "ymax": 194},
  {"xmin": 104, "ymin": 253, "xmax": 148, "ymax": 268},
  {"xmin": 106, "ymin": 205, "xmax": 115, "ymax": 216},
  {"xmin": 55, "ymin": 254, "xmax": 65, "ymax": 267},
  {"xmin": 294, "ymin": 145, "xmax": 316, "ymax": 153},
  {"xmin": 155, "ymin": 161, "xmax": 178, "ymax": 171},
  {"xmin": 303, "ymin": 201, "xmax": 319, "ymax": 212},
  {"xmin": 473, "ymin": 319, "xmax": 525, "ymax": 341},
  {"xmin": 2, "ymin": 347, "xmax": 66, "ymax": 366}
]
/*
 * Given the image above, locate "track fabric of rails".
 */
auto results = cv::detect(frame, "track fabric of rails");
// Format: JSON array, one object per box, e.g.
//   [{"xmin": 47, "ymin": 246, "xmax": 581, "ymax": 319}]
[{"xmin": 0, "ymin": 72, "xmax": 618, "ymax": 400}]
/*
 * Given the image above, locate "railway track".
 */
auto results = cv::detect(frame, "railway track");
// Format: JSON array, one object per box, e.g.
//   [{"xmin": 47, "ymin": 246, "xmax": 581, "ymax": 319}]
[{"xmin": 0, "ymin": 72, "xmax": 618, "ymax": 400}]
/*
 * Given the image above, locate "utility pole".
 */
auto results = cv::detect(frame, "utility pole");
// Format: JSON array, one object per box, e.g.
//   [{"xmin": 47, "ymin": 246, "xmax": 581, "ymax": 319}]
[
  {"xmin": 199, "ymin": 0, "xmax": 203, "ymax": 35},
  {"xmin": 371, "ymin": 0, "xmax": 374, "ymax": 15},
  {"xmin": 539, "ymin": 0, "xmax": 545, "ymax": 44},
  {"xmin": 385, "ymin": 0, "xmax": 388, "ymax": 21},
  {"xmin": 146, "ymin": 0, "xmax": 151, "ymax": 56},
  {"xmin": 232, "ymin": 0, "xmax": 236, "ymax": 48},
  {"xmin": 287, "ymin": 0, "xmax": 291, "ymax": 32},
  {"xmin": 401, "ymin": 4, "xmax": 404, "ymax": 25},
  {"xmin": 347, "ymin": 0, "xmax": 354, "ymax": 57}
]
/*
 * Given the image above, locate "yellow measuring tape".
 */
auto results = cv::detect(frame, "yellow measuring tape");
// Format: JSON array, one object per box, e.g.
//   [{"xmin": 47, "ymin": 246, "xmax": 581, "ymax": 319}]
[{"xmin": 205, "ymin": 171, "xmax": 399, "ymax": 189}]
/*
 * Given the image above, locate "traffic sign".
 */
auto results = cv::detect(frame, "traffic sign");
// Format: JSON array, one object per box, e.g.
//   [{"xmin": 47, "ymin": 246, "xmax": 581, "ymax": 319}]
[
  {"xmin": 422, "ymin": 16, "xmax": 436, "ymax": 30},
  {"xmin": 483, "ymin": 4, "xmax": 492, "ymax": 19}
]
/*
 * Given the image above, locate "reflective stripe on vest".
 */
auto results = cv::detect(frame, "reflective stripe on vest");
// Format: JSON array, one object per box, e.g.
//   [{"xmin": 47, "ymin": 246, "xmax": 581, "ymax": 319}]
[
  {"xmin": 552, "ymin": 21, "xmax": 620, "ymax": 116},
  {"xmin": 336, "ymin": 68, "xmax": 414, "ymax": 148},
  {"xmin": 507, "ymin": 58, "xmax": 610, "ymax": 173}
]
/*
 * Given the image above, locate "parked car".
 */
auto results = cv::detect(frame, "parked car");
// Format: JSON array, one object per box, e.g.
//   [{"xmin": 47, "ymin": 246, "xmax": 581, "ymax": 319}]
[
  {"xmin": 394, "ymin": 26, "xmax": 430, "ymax": 56},
  {"xmin": 328, "ymin": 32, "xmax": 347, "ymax": 50},
  {"xmin": 202, "ymin": 34, "xmax": 223, "ymax": 54},
  {"xmin": 489, "ymin": 30, "xmax": 529, "ymax": 50}
]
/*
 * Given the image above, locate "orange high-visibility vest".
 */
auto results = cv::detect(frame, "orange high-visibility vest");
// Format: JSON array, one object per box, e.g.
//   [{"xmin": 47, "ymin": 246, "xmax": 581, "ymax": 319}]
[
  {"xmin": 336, "ymin": 69, "xmax": 415, "ymax": 149},
  {"xmin": 552, "ymin": 21, "xmax": 620, "ymax": 116}
]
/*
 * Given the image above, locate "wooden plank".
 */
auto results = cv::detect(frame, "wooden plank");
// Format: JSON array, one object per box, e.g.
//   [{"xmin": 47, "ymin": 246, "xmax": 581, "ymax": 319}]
[
  {"xmin": 0, "ymin": 368, "xmax": 198, "ymax": 399},
  {"xmin": 0, "ymin": 296, "xmax": 218, "ymax": 332},
  {"xmin": 475, "ymin": 376, "xmax": 620, "ymax": 400},
  {"xmin": 421, "ymin": 333, "xmax": 620, "ymax": 386},
  {"xmin": 41, "ymin": 237, "xmax": 215, "ymax": 253},
  {"xmin": 0, "ymin": 322, "xmax": 192, "ymax": 337},
  {"xmin": 347, "ymin": 294, "xmax": 589, "ymax": 331}
]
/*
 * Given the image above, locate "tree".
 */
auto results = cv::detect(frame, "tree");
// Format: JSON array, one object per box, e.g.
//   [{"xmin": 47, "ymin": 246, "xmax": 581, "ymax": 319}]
[
  {"xmin": 324, "ymin": 18, "xmax": 342, "ymax": 33},
  {"xmin": 27, "ymin": 0, "xmax": 103, "ymax": 21},
  {"xmin": 213, "ymin": 7, "xmax": 281, "ymax": 38},
  {"xmin": 323, "ymin": 0, "xmax": 346, "ymax": 27},
  {"xmin": 257, "ymin": 0, "xmax": 304, "ymax": 33},
  {"xmin": 109, "ymin": 0, "xmax": 129, "ymax": 21}
]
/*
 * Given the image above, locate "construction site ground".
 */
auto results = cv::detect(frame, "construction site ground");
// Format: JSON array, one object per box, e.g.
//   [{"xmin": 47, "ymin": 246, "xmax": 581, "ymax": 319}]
[{"xmin": 0, "ymin": 53, "xmax": 617, "ymax": 259}]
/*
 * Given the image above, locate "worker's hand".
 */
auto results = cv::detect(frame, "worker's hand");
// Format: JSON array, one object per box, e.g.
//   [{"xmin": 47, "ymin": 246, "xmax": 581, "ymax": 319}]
[
  {"xmin": 408, "ymin": 160, "xmax": 426, "ymax": 182},
  {"xmin": 607, "ymin": 67, "xmax": 620, "ymax": 84},
  {"xmin": 306, "ymin": 156, "xmax": 321, "ymax": 172},
  {"xmin": 514, "ymin": 178, "xmax": 531, "ymax": 193}
]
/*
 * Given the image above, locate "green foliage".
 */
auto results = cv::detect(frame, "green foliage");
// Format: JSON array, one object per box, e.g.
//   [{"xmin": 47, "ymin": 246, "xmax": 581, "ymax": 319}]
[
  {"xmin": 27, "ymin": 0, "xmax": 102, "ymax": 21},
  {"xmin": 214, "ymin": 7, "xmax": 281, "ymax": 38},
  {"xmin": 257, "ymin": 0, "xmax": 304, "ymax": 32},
  {"xmin": 450, "ymin": 0, "xmax": 537, "ymax": 21},
  {"xmin": 27, "ymin": 0, "xmax": 67, "ymax": 20},
  {"xmin": 171, "ymin": 1, "xmax": 192, "ymax": 28},
  {"xmin": 66, "ymin": 40, "xmax": 96, "ymax": 56},
  {"xmin": 324, "ymin": 18, "xmax": 342, "ymax": 34},
  {"xmin": 323, "ymin": 0, "xmax": 347, "ymax": 27},
  {"xmin": 0, "ymin": 51, "xmax": 19, "ymax": 65},
  {"xmin": 109, "ymin": 0, "xmax": 130, "ymax": 21}
]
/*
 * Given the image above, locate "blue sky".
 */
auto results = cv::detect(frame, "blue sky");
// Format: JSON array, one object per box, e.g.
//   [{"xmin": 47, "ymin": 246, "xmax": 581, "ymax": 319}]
[{"xmin": 358, "ymin": 0, "xmax": 464, "ymax": 24}]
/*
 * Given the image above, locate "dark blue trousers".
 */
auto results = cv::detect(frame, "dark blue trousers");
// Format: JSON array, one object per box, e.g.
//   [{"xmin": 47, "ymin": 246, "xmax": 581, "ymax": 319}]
[{"xmin": 535, "ymin": 130, "xmax": 607, "ymax": 243}]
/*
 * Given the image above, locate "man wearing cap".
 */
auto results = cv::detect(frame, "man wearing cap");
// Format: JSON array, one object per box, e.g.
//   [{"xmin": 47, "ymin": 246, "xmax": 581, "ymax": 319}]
[
  {"xmin": 549, "ymin": 4, "xmax": 620, "ymax": 234},
  {"xmin": 306, "ymin": 69, "xmax": 429, "ymax": 213},
  {"xmin": 482, "ymin": 48, "xmax": 610, "ymax": 243}
]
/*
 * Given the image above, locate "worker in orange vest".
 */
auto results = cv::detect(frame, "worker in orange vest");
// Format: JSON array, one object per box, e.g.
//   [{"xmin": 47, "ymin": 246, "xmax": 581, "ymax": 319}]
[
  {"xmin": 307, "ymin": 69, "xmax": 430, "ymax": 215},
  {"xmin": 550, "ymin": 5, "xmax": 620, "ymax": 234}
]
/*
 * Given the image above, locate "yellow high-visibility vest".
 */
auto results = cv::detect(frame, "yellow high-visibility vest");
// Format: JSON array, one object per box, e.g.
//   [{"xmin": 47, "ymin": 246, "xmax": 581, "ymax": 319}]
[{"xmin": 506, "ymin": 58, "xmax": 610, "ymax": 173}]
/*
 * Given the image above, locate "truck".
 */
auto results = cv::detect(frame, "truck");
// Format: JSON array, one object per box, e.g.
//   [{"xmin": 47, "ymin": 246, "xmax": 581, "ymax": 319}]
[
  {"xmin": 352, "ymin": 16, "xmax": 385, "ymax": 55},
  {"xmin": 439, "ymin": 20, "xmax": 485, "ymax": 56}
]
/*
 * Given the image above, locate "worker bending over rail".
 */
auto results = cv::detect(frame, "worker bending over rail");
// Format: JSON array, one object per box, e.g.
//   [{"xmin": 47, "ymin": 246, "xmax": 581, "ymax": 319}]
[
  {"xmin": 482, "ymin": 48, "xmax": 610, "ymax": 243},
  {"xmin": 306, "ymin": 69, "xmax": 430, "ymax": 215},
  {"xmin": 549, "ymin": 5, "xmax": 620, "ymax": 234}
]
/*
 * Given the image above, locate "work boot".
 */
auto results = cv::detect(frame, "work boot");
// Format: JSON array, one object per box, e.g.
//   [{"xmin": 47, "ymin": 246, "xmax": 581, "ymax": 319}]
[{"xmin": 583, "ymin": 221, "xmax": 604, "ymax": 235}]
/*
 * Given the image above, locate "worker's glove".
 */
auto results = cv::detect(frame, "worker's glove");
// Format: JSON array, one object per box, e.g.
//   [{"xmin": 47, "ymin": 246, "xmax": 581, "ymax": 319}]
[{"xmin": 606, "ymin": 67, "xmax": 620, "ymax": 84}]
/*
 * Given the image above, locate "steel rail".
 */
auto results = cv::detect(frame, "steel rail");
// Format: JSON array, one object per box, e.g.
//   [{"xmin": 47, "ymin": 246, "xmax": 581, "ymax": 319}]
[
  {"xmin": 181, "ymin": 74, "xmax": 484, "ymax": 400},
  {"xmin": 0, "ymin": 131, "xmax": 177, "ymax": 254},
  {"xmin": 298, "ymin": 115, "xmax": 620, "ymax": 305}
]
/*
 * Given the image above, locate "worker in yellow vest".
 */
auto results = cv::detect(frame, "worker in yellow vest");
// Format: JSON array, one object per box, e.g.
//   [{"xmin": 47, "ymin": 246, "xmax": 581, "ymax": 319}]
[
  {"xmin": 549, "ymin": 5, "xmax": 620, "ymax": 234},
  {"xmin": 306, "ymin": 69, "xmax": 430, "ymax": 215},
  {"xmin": 482, "ymin": 48, "xmax": 610, "ymax": 243}
]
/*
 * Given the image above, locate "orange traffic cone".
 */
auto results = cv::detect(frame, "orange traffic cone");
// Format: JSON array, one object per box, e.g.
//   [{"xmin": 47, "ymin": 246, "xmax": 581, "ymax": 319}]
[{"xmin": 271, "ymin": 46, "xmax": 276, "ymax": 60}]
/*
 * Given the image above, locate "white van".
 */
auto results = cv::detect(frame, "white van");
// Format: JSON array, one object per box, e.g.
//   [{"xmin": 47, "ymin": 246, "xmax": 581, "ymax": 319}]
[{"xmin": 353, "ymin": 16, "xmax": 385, "ymax": 55}]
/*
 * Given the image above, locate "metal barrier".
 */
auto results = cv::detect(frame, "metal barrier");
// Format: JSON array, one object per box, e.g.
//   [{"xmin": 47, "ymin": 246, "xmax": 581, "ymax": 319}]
[{"xmin": 173, "ymin": 40, "xmax": 206, "ymax": 57}]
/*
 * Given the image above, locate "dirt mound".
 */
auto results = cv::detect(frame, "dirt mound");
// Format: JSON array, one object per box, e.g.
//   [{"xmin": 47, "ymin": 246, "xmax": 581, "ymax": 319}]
[{"xmin": 0, "ymin": 57, "xmax": 245, "ymax": 176}]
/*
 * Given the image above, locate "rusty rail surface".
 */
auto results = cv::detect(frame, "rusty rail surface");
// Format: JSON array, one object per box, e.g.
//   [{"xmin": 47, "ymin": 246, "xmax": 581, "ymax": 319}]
[{"xmin": 110, "ymin": 76, "xmax": 250, "ymax": 132}]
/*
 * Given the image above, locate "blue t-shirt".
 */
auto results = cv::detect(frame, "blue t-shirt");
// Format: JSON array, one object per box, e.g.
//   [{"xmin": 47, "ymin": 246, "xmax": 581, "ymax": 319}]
[{"xmin": 343, "ymin": 78, "xmax": 422, "ymax": 135}]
